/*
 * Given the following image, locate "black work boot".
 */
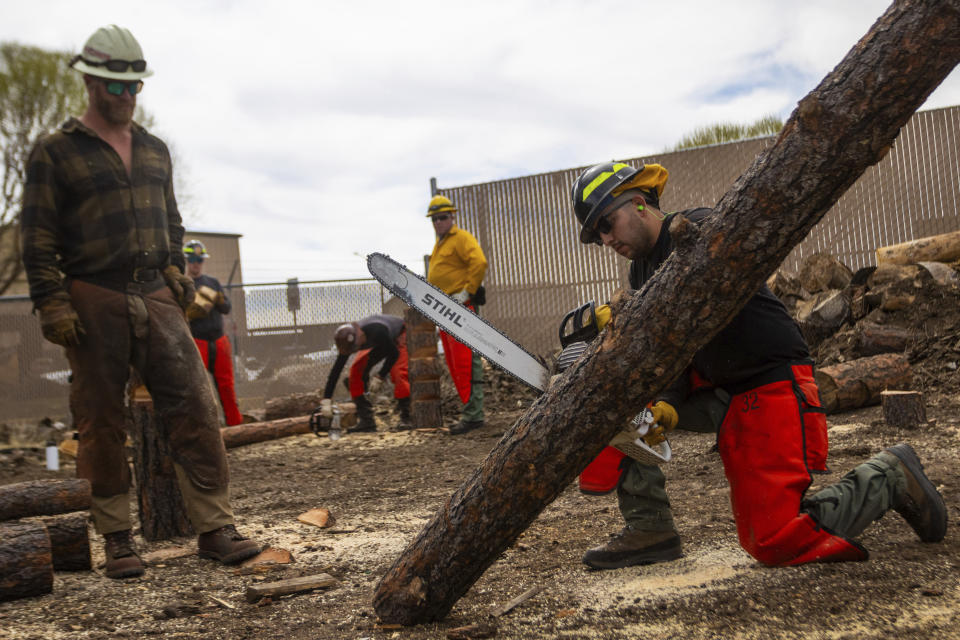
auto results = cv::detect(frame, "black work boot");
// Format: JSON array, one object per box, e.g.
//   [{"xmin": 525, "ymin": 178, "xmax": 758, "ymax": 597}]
[
  {"xmin": 103, "ymin": 530, "xmax": 145, "ymax": 579},
  {"xmin": 582, "ymin": 527, "xmax": 683, "ymax": 570},
  {"xmin": 396, "ymin": 397, "xmax": 413, "ymax": 430},
  {"xmin": 197, "ymin": 524, "xmax": 261, "ymax": 564},
  {"xmin": 351, "ymin": 395, "xmax": 377, "ymax": 432},
  {"xmin": 885, "ymin": 444, "xmax": 947, "ymax": 542},
  {"xmin": 449, "ymin": 420, "xmax": 483, "ymax": 435}
]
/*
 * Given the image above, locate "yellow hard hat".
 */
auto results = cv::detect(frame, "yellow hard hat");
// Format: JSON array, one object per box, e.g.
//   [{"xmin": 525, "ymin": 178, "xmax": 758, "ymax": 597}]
[{"xmin": 426, "ymin": 195, "xmax": 457, "ymax": 217}]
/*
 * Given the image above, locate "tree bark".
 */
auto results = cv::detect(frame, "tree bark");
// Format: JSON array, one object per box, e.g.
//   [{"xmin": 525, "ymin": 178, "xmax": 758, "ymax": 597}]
[
  {"xmin": 40, "ymin": 514, "xmax": 91, "ymax": 571},
  {"xmin": 372, "ymin": 1, "xmax": 960, "ymax": 625},
  {"xmin": 0, "ymin": 521, "xmax": 53, "ymax": 602},
  {"xmin": 0, "ymin": 479, "xmax": 90, "ymax": 522},
  {"xmin": 220, "ymin": 416, "xmax": 311, "ymax": 448},
  {"xmin": 854, "ymin": 322, "xmax": 914, "ymax": 357},
  {"xmin": 129, "ymin": 386, "xmax": 194, "ymax": 541},
  {"xmin": 406, "ymin": 308, "xmax": 443, "ymax": 429},
  {"xmin": 881, "ymin": 390, "xmax": 927, "ymax": 429},
  {"xmin": 876, "ymin": 229, "xmax": 960, "ymax": 265},
  {"xmin": 264, "ymin": 391, "xmax": 324, "ymax": 421},
  {"xmin": 815, "ymin": 354, "xmax": 912, "ymax": 414}
]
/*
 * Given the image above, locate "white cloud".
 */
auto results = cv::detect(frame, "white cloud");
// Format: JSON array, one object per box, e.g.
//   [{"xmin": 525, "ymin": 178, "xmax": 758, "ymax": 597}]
[{"xmin": 4, "ymin": 0, "xmax": 957, "ymax": 282}]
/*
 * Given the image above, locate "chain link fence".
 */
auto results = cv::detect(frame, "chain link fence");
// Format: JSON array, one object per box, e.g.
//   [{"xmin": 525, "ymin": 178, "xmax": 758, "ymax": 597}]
[{"xmin": 0, "ymin": 279, "xmax": 388, "ymax": 423}]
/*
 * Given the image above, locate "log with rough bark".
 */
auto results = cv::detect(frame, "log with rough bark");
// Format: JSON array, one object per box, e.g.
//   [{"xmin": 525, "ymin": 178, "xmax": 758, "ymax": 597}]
[
  {"xmin": 40, "ymin": 514, "xmax": 91, "ymax": 571},
  {"xmin": 264, "ymin": 391, "xmax": 324, "ymax": 421},
  {"xmin": 405, "ymin": 308, "xmax": 443, "ymax": 429},
  {"xmin": 129, "ymin": 386, "xmax": 194, "ymax": 541},
  {"xmin": 220, "ymin": 416, "xmax": 311, "ymax": 449},
  {"xmin": 372, "ymin": 1, "xmax": 960, "ymax": 625},
  {"xmin": 0, "ymin": 479, "xmax": 90, "ymax": 522},
  {"xmin": 876, "ymin": 229, "xmax": 960, "ymax": 265},
  {"xmin": 815, "ymin": 354, "xmax": 912, "ymax": 414},
  {"xmin": 881, "ymin": 390, "xmax": 927, "ymax": 429},
  {"xmin": 854, "ymin": 322, "xmax": 913, "ymax": 356},
  {"xmin": 0, "ymin": 521, "xmax": 53, "ymax": 602},
  {"xmin": 798, "ymin": 253, "xmax": 853, "ymax": 294}
]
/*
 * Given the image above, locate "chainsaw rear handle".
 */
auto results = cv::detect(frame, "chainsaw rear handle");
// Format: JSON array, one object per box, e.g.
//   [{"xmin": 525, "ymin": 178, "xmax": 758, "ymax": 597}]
[{"xmin": 559, "ymin": 301, "xmax": 599, "ymax": 348}]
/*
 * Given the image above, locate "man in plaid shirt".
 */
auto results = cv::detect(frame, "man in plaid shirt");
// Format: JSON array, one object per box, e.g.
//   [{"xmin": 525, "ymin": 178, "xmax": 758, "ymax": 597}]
[{"xmin": 20, "ymin": 25, "xmax": 259, "ymax": 579}]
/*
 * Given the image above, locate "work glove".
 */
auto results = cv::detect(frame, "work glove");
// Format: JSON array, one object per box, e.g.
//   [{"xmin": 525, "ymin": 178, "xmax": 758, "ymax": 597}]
[
  {"xmin": 162, "ymin": 265, "xmax": 196, "ymax": 311},
  {"xmin": 214, "ymin": 290, "xmax": 228, "ymax": 311},
  {"xmin": 319, "ymin": 398, "xmax": 333, "ymax": 419},
  {"xmin": 451, "ymin": 289, "xmax": 470, "ymax": 304},
  {"xmin": 643, "ymin": 400, "xmax": 679, "ymax": 446},
  {"xmin": 37, "ymin": 299, "xmax": 85, "ymax": 348}
]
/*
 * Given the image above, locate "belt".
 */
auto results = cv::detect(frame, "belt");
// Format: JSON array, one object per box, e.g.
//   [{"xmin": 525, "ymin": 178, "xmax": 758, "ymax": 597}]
[{"xmin": 72, "ymin": 267, "xmax": 164, "ymax": 293}]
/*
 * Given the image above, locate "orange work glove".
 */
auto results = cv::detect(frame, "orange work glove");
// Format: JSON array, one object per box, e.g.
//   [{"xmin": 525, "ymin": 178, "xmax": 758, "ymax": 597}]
[
  {"xmin": 37, "ymin": 299, "xmax": 85, "ymax": 347},
  {"xmin": 643, "ymin": 400, "xmax": 679, "ymax": 446}
]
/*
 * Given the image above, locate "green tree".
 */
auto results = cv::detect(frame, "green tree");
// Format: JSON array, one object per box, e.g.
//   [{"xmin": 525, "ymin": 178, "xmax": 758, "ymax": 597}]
[
  {"xmin": 670, "ymin": 114, "xmax": 783, "ymax": 151},
  {"xmin": 0, "ymin": 42, "xmax": 155, "ymax": 295}
]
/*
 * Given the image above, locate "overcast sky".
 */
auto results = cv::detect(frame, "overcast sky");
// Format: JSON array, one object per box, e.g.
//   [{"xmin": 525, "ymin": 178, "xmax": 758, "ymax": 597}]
[{"xmin": 4, "ymin": 1, "xmax": 959, "ymax": 283}]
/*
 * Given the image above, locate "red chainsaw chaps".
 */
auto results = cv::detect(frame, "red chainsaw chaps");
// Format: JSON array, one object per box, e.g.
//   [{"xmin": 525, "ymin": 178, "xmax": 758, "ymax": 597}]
[
  {"xmin": 579, "ymin": 446, "xmax": 627, "ymax": 495},
  {"xmin": 347, "ymin": 332, "xmax": 411, "ymax": 399},
  {"xmin": 439, "ymin": 329, "xmax": 474, "ymax": 404},
  {"xmin": 718, "ymin": 364, "xmax": 867, "ymax": 566}
]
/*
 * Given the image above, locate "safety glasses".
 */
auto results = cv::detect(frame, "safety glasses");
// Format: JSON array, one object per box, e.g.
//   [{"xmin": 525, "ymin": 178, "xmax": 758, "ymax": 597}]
[
  {"xmin": 186, "ymin": 255, "xmax": 205, "ymax": 264},
  {"xmin": 102, "ymin": 80, "xmax": 144, "ymax": 96},
  {"xmin": 430, "ymin": 214, "xmax": 451, "ymax": 222},
  {"xmin": 73, "ymin": 55, "xmax": 147, "ymax": 73},
  {"xmin": 594, "ymin": 211, "xmax": 615, "ymax": 236}
]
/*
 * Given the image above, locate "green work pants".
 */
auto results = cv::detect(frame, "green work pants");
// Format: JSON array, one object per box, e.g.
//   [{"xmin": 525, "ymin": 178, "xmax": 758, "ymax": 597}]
[{"xmin": 462, "ymin": 352, "xmax": 484, "ymax": 422}]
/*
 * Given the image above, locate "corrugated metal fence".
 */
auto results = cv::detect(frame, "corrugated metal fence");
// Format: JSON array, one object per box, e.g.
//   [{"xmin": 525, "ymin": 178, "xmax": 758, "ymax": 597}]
[{"xmin": 446, "ymin": 105, "xmax": 960, "ymax": 356}]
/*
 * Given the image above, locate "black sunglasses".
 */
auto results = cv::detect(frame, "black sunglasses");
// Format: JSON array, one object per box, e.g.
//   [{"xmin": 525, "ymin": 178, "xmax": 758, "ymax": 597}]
[
  {"xmin": 102, "ymin": 79, "xmax": 144, "ymax": 96},
  {"xmin": 430, "ymin": 214, "xmax": 451, "ymax": 222},
  {"xmin": 72, "ymin": 55, "xmax": 147, "ymax": 73},
  {"xmin": 594, "ymin": 211, "xmax": 615, "ymax": 235}
]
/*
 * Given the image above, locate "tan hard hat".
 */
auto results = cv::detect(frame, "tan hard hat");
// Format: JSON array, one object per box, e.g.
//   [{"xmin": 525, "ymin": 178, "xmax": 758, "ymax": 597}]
[{"xmin": 70, "ymin": 25, "xmax": 154, "ymax": 80}]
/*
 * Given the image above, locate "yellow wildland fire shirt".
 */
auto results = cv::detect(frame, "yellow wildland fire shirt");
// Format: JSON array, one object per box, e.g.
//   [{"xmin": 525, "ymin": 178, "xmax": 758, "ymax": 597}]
[{"xmin": 427, "ymin": 225, "xmax": 487, "ymax": 296}]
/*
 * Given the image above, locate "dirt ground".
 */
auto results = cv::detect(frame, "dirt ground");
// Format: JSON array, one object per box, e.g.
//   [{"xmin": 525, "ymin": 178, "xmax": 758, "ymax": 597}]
[{"xmin": 2, "ymin": 360, "xmax": 959, "ymax": 640}]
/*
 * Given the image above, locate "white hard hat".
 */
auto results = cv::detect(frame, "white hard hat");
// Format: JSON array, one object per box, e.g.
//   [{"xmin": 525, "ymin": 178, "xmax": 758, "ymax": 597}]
[{"xmin": 70, "ymin": 25, "xmax": 154, "ymax": 81}]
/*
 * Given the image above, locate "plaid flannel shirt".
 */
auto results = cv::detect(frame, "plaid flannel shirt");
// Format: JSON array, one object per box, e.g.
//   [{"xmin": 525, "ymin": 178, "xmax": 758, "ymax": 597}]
[{"xmin": 20, "ymin": 117, "xmax": 185, "ymax": 308}]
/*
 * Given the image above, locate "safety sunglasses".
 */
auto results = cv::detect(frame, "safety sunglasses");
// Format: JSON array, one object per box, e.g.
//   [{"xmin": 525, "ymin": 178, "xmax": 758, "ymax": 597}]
[
  {"xmin": 430, "ymin": 214, "xmax": 451, "ymax": 222},
  {"xmin": 594, "ymin": 211, "xmax": 615, "ymax": 235},
  {"xmin": 102, "ymin": 79, "xmax": 144, "ymax": 96},
  {"xmin": 186, "ymin": 255, "xmax": 205, "ymax": 264},
  {"xmin": 73, "ymin": 55, "xmax": 147, "ymax": 73}
]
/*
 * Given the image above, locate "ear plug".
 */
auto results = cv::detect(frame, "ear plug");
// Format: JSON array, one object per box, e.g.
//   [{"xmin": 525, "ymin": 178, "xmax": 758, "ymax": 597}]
[{"xmin": 637, "ymin": 205, "xmax": 644, "ymax": 211}]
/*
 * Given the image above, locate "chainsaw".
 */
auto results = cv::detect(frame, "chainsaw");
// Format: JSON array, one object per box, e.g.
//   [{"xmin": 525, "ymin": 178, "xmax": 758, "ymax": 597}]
[{"xmin": 366, "ymin": 252, "xmax": 670, "ymax": 463}]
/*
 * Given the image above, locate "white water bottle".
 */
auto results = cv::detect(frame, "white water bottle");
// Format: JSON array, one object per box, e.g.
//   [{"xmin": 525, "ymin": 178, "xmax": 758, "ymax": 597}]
[
  {"xmin": 329, "ymin": 407, "xmax": 343, "ymax": 441},
  {"xmin": 45, "ymin": 440, "xmax": 60, "ymax": 471}
]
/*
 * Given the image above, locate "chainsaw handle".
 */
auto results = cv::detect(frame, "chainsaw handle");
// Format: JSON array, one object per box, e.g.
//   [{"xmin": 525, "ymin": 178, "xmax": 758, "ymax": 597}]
[{"xmin": 559, "ymin": 301, "xmax": 598, "ymax": 348}]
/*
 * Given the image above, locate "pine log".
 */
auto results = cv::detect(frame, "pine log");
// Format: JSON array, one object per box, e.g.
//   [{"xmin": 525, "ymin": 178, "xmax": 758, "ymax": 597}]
[
  {"xmin": 373, "ymin": 3, "xmax": 960, "ymax": 624},
  {"xmin": 411, "ymin": 380, "xmax": 442, "ymax": 400},
  {"xmin": 0, "ymin": 479, "xmax": 91, "ymax": 522},
  {"xmin": 411, "ymin": 400, "xmax": 443, "ymax": 430},
  {"xmin": 40, "ymin": 514, "xmax": 91, "ymax": 571},
  {"xmin": 129, "ymin": 390, "xmax": 193, "ymax": 541},
  {"xmin": 814, "ymin": 353, "xmax": 912, "ymax": 414},
  {"xmin": 854, "ymin": 323, "xmax": 913, "ymax": 356},
  {"xmin": 409, "ymin": 358, "xmax": 442, "ymax": 380},
  {"xmin": 406, "ymin": 308, "xmax": 443, "ymax": 429},
  {"xmin": 876, "ymin": 229, "xmax": 960, "ymax": 265},
  {"xmin": 264, "ymin": 391, "xmax": 324, "ymax": 421},
  {"xmin": 881, "ymin": 390, "xmax": 927, "ymax": 429},
  {"xmin": 220, "ymin": 416, "xmax": 311, "ymax": 449},
  {"xmin": 0, "ymin": 521, "xmax": 53, "ymax": 602}
]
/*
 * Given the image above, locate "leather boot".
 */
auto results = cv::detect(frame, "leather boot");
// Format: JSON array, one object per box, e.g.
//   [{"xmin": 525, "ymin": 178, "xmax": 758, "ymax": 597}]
[
  {"xmin": 582, "ymin": 527, "xmax": 683, "ymax": 570},
  {"xmin": 103, "ymin": 530, "xmax": 145, "ymax": 579},
  {"xmin": 197, "ymin": 524, "xmax": 261, "ymax": 564},
  {"xmin": 351, "ymin": 395, "xmax": 377, "ymax": 432},
  {"xmin": 396, "ymin": 397, "xmax": 413, "ymax": 430},
  {"xmin": 885, "ymin": 444, "xmax": 947, "ymax": 542}
]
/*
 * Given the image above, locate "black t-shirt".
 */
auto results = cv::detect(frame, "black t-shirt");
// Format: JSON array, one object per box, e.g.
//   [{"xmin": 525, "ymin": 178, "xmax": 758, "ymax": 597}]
[
  {"xmin": 629, "ymin": 209, "xmax": 809, "ymax": 404},
  {"xmin": 322, "ymin": 315, "xmax": 405, "ymax": 399},
  {"xmin": 189, "ymin": 274, "xmax": 231, "ymax": 341}
]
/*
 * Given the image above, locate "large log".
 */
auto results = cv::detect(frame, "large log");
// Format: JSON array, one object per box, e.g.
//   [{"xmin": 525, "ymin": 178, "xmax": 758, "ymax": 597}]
[
  {"xmin": 406, "ymin": 307, "xmax": 443, "ymax": 429},
  {"xmin": 0, "ymin": 479, "xmax": 90, "ymax": 522},
  {"xmin": 815, "ymin": 353, "xmax": 912, "ymax": 414},
  {"xmin": 220, "ymin": 416, "xmax": 311, "ymax": 449},
  {"xmin": 129, "ymin": 386, "xmax": 193, "ymax": 541},
  {"xmin": 41, "ymin": 514, "xmax": 91, "ymax": 571},
  {"xmin": 876, "ymin": 229, "xmax": 960, "ymax": 265},
  {"xmin": 854, "ymin": 322, "xmax": 914, "ymax": 357},
  {"xmin": 0, "ymin": 521, "xmax": 53, "ymax": 602},
  {"xmin": 264, "ymin": 391, "xmax": 324, "ymax": 421},
  {"xmin": 372, "ymin": 2, "xmax": 960, "ymax": 624}
]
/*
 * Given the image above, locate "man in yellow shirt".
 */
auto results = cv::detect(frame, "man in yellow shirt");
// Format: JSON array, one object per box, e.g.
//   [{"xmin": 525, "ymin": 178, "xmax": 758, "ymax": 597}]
[{"xmin": 426, "ymin": 195, "xmax": 488, "ymax": 435}]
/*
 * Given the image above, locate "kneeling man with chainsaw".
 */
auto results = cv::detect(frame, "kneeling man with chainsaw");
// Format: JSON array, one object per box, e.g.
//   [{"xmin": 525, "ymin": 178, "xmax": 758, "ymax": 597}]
[{"xmin": 568, "ymin": 161, "xmax": 947, "ymax": 569}]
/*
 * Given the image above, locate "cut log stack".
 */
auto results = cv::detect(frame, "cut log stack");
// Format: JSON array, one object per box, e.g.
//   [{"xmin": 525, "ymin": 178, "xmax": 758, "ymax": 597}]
[
  {"xmin": 0, "ymin": 479, "xmax": 93, "ymax": 602},
  {"xmin": 405, "ymin": 307, "xmax": 443, "ymax": 428}
]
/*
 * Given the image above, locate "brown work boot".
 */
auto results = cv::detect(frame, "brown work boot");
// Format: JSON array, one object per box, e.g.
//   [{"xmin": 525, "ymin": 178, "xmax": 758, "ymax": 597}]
[
  {"xmin": 197, "ymin": 525, "xmax": 261, "ymax": 564},
  {"xmin": 103, "ymin": 530, "xmax": 145, "ymax": 579},
  {"xmin": 885, "ymin": 444, "xmax": 947, "ymax": 542},
  {"xmin": 582, "ymin": 527, "xmax": 683, "ymax": 570},
  {"xmin": 449, "ymin": 420, "xmax": 483, "ymax": 435}
]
